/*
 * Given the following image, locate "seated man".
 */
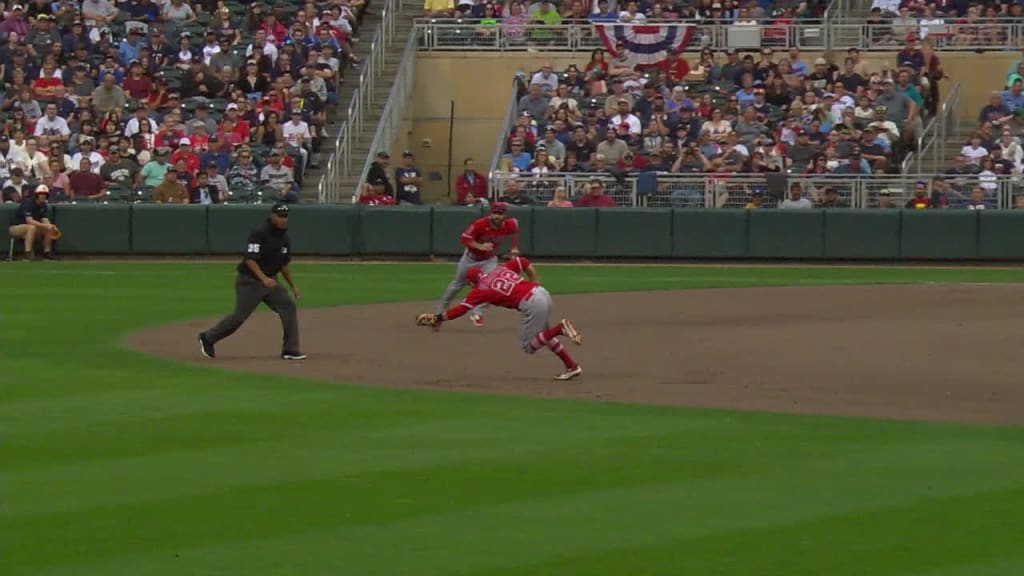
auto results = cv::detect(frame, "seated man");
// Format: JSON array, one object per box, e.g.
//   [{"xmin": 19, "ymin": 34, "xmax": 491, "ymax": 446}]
[{"xmin": 9, "ymin": 185, "xmax": 57, "ymax": 261}]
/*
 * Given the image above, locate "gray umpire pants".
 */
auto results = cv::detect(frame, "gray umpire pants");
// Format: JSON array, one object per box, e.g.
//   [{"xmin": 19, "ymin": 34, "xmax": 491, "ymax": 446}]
[
  {"xmin": 436, "ymin": 250, "xmax": 499, "ymax": 316},
  {"xmin": 205, "ymin": 273, "xmax": 300, "ymax": 353}
]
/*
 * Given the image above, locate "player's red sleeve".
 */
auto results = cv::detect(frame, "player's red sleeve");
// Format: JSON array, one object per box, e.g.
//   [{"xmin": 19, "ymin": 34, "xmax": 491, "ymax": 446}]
[
  {"xmin": 459, "ymin": 220, "xmax": 479, "ymax": 248},
  {"xmin": 444, "ymin": 288, "xmax": 487, "ymax": 321}
]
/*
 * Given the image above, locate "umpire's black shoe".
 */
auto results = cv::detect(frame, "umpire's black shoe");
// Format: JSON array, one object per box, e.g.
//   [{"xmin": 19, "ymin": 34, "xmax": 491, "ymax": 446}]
[
  {"xmin": 282, "ymin": 352, "xmax": 307, "ymax": 360},
  {"xmin": 42, "ymin": 252, "xmax": 58, "ymax": 261},
  {"xmin": 198, "ymin": 333, "xmax": 216, "ymax": 358}
]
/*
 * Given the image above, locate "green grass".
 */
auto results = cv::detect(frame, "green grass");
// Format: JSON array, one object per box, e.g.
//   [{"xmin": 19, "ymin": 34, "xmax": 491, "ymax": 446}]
[{"xmin": 4, "ymin": 262, "xmax": 1024, "ymax": 575}]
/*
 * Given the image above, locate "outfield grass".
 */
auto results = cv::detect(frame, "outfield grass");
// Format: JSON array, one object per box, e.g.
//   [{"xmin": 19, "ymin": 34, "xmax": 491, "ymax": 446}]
[{"xmin": 3, "ymin": 263, "xmax": 1024, "ymax": 576}]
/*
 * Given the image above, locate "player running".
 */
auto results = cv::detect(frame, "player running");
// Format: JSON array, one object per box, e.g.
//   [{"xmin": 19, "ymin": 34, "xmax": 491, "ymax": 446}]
[
  {"xmin": 435, "ymin": 202, "xmax": 519, "ymax": 328},
  {"xmin": 417, "ymin": 256, "xmax": 584, "ymax": 381}
]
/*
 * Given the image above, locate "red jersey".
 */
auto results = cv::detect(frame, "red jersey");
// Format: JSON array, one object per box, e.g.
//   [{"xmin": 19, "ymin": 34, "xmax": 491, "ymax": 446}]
[
  {"xmin": 446, "ymin": 258, "xmax": 537, "ymax": 319},
  {"xmin": 460, "ymin": 216, "xmax": 519, "ymax": 260},
  {"xmin": 359, "ymin": 193, "xmax": 396, "ymax": 206}
]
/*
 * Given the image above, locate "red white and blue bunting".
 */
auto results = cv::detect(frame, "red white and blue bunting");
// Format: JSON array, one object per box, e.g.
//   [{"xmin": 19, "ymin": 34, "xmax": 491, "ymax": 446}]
[{"xmin": 594, "ymin": 23, "xmax": 696, "ymax": 68}]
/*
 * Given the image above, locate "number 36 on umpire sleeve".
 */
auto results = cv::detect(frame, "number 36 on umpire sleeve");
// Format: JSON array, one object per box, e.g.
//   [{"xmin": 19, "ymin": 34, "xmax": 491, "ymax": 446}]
[{"xmin": 247, "ymin": 243, "xmax": 261, "ymax": 254}]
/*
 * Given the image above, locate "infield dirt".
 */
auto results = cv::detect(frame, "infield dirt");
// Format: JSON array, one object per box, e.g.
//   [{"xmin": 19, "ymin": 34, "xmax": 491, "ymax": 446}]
[{"xmin": 126, "ymin": 283, "xmax": 1024, "ymax": 426}]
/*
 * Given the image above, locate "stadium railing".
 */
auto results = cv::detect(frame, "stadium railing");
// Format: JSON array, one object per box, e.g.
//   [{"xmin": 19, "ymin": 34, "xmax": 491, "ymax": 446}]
[
  {"xmin": 350, "ymin": 31, "xmax": 421, "ymax": 203},
  {"xmin": 904, "ymin": 82, "xmax": 962, "ymax": 174},
  {"xmin": 318, "ymin": 0, "xmax": 402, "ymax": 204},
  {"xmin": 414, "ymin": 18, "xmax": 1024, "ymax": 52},
  {"xmin": 488, "ymin": 172, "xmax": 1020, "ymax": 209},
  {"xmin": 488, "ymin": 77, "xmax": 527, "ymax": 180}
]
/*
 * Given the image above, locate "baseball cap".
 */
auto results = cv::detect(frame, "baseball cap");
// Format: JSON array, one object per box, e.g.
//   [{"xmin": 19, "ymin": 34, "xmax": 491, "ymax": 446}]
[
  {"xmin": 271, "ymin": 202, "xmax": 289, "ymax": 215},
  {"xmin": 814, "ymin": 57, "xmax": 827, "ymax": 65},
  {"xmin": 402, "ymin": 150, "xmax": 414, "ymax": 157},
  {"xmin": 179, "ymin": 137, "xmax": 191, "ymax": 146},
  {"xmin": 11, "ymin": 4, "xmax": 23, "ymax": 11},
  {"xmin": 34, "ymin": 184, "xmax": 49, "ymax": 195},
  {"xmin": 490, "ymin": 202, "xmax": 508, "ymax": 214},
  {"xmin": 226, "ymin": 103, "xmax": 238, "ymax": 110},
  {"xmin": 376, "ymin": 151, "xmax": 390, "ymax": 159}
]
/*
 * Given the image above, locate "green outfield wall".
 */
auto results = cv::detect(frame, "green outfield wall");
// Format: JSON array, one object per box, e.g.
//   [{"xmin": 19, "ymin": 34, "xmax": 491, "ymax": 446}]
[{"xmin": 4, "ymin": 204, "xmax": 1024, "ymax": 261}]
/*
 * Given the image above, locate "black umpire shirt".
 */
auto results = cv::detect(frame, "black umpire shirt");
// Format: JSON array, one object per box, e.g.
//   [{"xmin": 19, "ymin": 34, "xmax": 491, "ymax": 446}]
[
  {"xmin": 10, "ymin": 197, "xmax": 48, "ymax": 226},
  {"xmin": 238, "ymin": 220, "xmax": 292, "ymax": 278}
]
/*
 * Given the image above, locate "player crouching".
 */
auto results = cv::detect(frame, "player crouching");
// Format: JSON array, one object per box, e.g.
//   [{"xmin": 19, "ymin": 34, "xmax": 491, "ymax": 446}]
[{"xmin": 416, "ymin": 256, "xmax": 583, "ymax": 381}]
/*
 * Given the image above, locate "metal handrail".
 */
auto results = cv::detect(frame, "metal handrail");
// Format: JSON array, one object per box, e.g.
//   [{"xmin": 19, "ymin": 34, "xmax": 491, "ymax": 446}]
[
  {"xmin": 486, "ymin": 171, "xmax": 1020, "ymax": 209},
  {"xmin": 905, "ymin": 82, "xmax": 961, "ymax": 173},
  {"xmin": 352, "ymin": 31, "xmax": 421, "ymax": 203},
  {"xmin": 413, "ymin": 18, "xmax": 1024, "ymax": 52},
  {"xmin": 487, "ymin": 77, "xmax": 524, "ymax": 197},
  {"xmin": 318, "ymin": 0, "xmax": 403, "ymax": 204}
]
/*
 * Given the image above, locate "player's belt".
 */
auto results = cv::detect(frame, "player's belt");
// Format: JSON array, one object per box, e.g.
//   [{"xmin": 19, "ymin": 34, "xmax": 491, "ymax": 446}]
[{"xmin": 518, "ymin": 287, "xmax": 537, "ymax": 311}]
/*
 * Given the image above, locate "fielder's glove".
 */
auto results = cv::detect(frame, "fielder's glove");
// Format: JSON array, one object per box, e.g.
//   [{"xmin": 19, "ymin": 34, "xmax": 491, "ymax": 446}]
[
  {"xmin": 415, "ymin": 313, "xmax": 442, "ymax": 328},
  {"xmin": 49, "ymin": 225, "xmax": 62, "ymax": 240}
]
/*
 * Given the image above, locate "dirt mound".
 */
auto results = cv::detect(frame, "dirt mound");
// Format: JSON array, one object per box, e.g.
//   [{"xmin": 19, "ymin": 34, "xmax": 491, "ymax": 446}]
[{"xmin": 125, "ymin": 284, "xmax": 1024, "ymax": 426}]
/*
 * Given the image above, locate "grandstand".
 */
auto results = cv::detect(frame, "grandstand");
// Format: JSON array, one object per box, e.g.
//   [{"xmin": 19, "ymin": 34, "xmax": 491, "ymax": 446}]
[{"xmin": 2, "ymin": 0, "xmax": 1023, "ymax": 211}]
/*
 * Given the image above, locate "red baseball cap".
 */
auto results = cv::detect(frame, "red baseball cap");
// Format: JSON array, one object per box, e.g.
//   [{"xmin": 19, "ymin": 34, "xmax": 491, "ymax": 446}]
[{"xmin": 490, "ymin": 202, "xmax": 508, "ymax": 214}]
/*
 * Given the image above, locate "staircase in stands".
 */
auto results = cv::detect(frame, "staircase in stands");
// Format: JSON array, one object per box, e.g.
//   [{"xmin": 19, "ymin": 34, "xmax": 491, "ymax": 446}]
[{"xmin": 300, "ymin": 0, "xmax": 420, "ymax": 203}]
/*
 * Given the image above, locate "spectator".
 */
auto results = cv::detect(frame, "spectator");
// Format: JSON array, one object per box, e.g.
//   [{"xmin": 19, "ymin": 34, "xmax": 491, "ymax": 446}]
[
  {"xmin": 966, "ymin": 186, "xmax": 990, "ymax": 210},
  {"xmin": 530, "ymin": 62, "xmax": 559, "ymax": 96},
  {"xmin": 905, "ymin": 180, "xmax": 932, "ymax": 209},
  {"xmin": 70, "ymin": 137, "xmax": 104, "ymax": 174},
  {"xmin": 366, "ymin": 151, "xmax": 394, "ymax": 198},
  {"xmin": 547, "ymin": 186, "xmax": 573, "ymax": 207},
  {"xmin": 359, "ymin": 177, "xmax": 397, "ymax": 205},
  {"xmin": 1002, "ymin": 79, "xmax": 1024, "ymax": 114},
  {"xmin": 455, "ymin": 157, "xmax": 488, "ymax": 205},
  {"xmin": 537, "ymin": 127, "xmax": 566, "ymax": 164},
  {"xmin": 189, "ymin": 170, "xmax": 221, "ymax": 205},
  {"xmin": 227, "ymin": 150, "xmax": 259, "ymax": 198},
  {"xmin": 819, "ymin": 187, "xmax": 848, "ymax": 208},
  {"xmin": 100, "ymin": 153, "xmax": 141, "ymax": 190},
  {"xmin": 205, "ymin": 163, "xmax": 229, "ymax": 200},
  {"xmin": 780, "ymin": 185, "xmax": 813, "ymax": 209},
  {"xmin": 575, "ymin": 178, "xmax": 615, "ymax": 207},
  {"xmin": 498, "ymin": 178, "xmax": 536, "ymax": 205},
  {"xmin": 68, "ymin": 158, "xmax": 106, "ymax": 201},
  {"xmin": 960, "ymin": 134, "xmax": 989, "ymax": 165},
  {"xmin": 2, "ymin": 166, "xmax": 31, "ymax": 202},
  {"xmin": 394, "ymin": 151, "xmax": 423, "ymax": 205},
  {"xmin": 153, "ymin": 168, "xmax": 187, "ymax": 204},
  {"xmin": 518, "ymin": 83, "xmax": 550, "ymax": 125},
  {"xmin": 979, "ymin": 92, "xmax": 1013, "ymax": 127},
  {"xmin": 595, "ymin": 129, "xmax": 627, "ymax": 163},
  {"xmin": 503, "ymin": 138, "xmax": 532, "ymax": 171}
]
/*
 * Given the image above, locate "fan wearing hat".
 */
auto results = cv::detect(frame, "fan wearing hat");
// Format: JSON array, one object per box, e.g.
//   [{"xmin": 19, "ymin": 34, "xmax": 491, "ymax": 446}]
[
  {"xmin": 170, "ymin": 137, "xmax": 201, "ymax": 177},
  {"xmin": 199, "ymin": 202, "xmax": 306, "ymax": 361},
  {"xmin": 7, "ymin": 184, "xmax": 57, "ymax": 260},
  {"xmin": 394, "ymin": 150, "xmax": 423, "ymax": 205},
  {"xmin": 358, "ymin": 176, "xmax": 397, "ymax": 206},
  {"xmin": 365, "ymin": 151, "xmax": 394, "ymax": 199},
  {"xmin": 70, "ymin": 136, "xmax": 105, "ymax": 174}
]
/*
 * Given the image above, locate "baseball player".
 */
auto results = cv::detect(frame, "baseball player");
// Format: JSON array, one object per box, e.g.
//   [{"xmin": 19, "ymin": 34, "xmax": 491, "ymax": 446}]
[
  {"xmin": 435, "ymin": 202, "xmax": 519, "ymax": 327},
  {"xmin": 417, "ymin": 256, "xmax": 584, "ymax": 381},
  {"xmin": 198, "ymin": 202, "xmax": 306, "ymax": 360}
]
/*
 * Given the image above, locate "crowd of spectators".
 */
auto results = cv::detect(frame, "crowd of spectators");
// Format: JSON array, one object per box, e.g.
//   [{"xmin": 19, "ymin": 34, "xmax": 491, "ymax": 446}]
[
  {"xmin": 481, "ymin": 38, "xmax": 938, "ymax": 207},
  {"xmin": 865, "ymin": 0, "xmax": 1024, "ymax": 49},
  {"xmin": 0, "ymin": 0, "xmax": 366, "ymax": 208}
]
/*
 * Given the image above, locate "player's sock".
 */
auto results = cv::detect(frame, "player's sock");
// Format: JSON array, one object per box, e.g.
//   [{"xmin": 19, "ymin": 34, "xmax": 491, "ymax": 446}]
[
  {"xmin": 547, "ymin": 338, "xmax": 577, "ymax": 369},
  {"xmin": 529, "ymin": 333, "xmax": 549, "ymax": 351},
  {"xmin": 541, "ymin": 325, "xmax": 564, "ymax": 341}
]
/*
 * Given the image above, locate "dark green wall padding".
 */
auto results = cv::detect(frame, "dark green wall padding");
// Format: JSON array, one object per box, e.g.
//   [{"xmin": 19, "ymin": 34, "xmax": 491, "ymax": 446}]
[{"xmin": 22, "ymin": 205, "xmax": 1024, "ymax": 261}]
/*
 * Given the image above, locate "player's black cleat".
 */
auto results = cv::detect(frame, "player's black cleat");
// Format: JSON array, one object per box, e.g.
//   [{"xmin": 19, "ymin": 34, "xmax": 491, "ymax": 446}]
[
  {"xmin": 282, "ymin": 352, "xmax": 307, "ymax": 360},
  {"xmin": 198, "ymin": 333, "xmax": 216, "ymax": 358}
]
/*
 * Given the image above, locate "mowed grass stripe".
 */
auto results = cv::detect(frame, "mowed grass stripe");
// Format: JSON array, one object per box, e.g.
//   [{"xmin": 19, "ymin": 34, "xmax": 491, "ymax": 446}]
[{"xmin": 22, "ymin": 439, "xmax": 1024, "ymax": 576}]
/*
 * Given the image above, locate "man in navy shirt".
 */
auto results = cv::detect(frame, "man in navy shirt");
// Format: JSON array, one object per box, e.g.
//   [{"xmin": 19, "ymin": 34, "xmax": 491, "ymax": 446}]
[{"xmin": 8, "ymin": 185, "xmax": 57, "ymax": 261}]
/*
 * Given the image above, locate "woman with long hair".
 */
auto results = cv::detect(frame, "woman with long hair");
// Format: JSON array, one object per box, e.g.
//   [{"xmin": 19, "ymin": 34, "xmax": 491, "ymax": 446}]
[{"xmin": 256, "ymin": 111, "xmax": 284, "ymax": 147}]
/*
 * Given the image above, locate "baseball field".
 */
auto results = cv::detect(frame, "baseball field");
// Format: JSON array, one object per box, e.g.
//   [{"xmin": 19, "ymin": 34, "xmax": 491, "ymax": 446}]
[{"xmin": 5, "ymin": 261, "xmax": 1024, "ymax": 575}]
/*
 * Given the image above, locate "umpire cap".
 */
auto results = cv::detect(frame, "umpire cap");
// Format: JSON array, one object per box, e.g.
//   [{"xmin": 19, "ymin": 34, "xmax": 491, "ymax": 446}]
[{"xmin": 271, "ymin": 202, "xmax": 289, "ymax": 216}]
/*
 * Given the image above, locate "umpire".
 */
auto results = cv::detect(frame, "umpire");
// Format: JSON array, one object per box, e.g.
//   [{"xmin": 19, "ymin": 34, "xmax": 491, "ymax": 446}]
[{"xmin": 198, "ymin": 202, "xmax": 306, "ymax": 360}]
